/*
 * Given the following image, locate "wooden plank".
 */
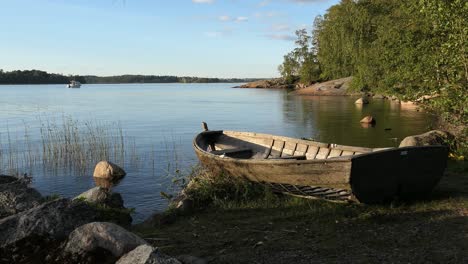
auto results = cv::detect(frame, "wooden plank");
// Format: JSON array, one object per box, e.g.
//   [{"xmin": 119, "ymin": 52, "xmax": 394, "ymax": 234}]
[
  {"xmin": 294, "ymin": 143, "xmax": 308, "ymax": 156},
  {"xmin": 328, "ymin": 149, "xmax": 343, "ymax": 159},
  {"xmin": 268, "ymin": 140, "xmax": 285, "ymax": 159},
  {"xmin": 282, "ymin": 142, "xmax": 297, "ymax": 157},
  {"xmin": 333, "ymin": 144, "xmax": 373, "ymax": 153},
  {"xmin": 341, "ymin": 150, "xmax": 354, "ymax": 156},
  {"xmin": 210, "ymin": 148, "xmax": 253, "ymax": 158},
  {"xmin": 210, "ymin": 148, "xmax": 252, "ymax": 155},
  {"xmin": 315, "ymin": 147, "xmax": 331, "ymax": 159},
  {"xmin": 305, "ymin": 146, "xmax": 319, "ymax": 160}
]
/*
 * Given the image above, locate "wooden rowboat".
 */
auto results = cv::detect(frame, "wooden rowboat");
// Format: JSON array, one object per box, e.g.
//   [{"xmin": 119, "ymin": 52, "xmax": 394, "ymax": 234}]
[{"xmin": 193, "ymin": 125, "xmax": 448, "ymax": 203}]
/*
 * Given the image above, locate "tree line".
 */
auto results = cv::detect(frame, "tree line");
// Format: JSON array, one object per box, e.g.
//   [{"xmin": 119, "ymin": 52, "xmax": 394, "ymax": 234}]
[
  {"xmin": 0, "ymin": 70, "xmax": 85, "ymax": 84},
  {"xmin": 0, "ymin": 69, "xmax": 258, "ymax": 84},
  {"xmin": 279, "ymin": 0, "xmax": 467, "ymax": 142}
]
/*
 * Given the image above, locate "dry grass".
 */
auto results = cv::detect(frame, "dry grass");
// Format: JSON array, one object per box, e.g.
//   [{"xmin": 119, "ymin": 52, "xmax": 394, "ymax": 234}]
[{"xmin": 134, "ymin": 160, "xmax": 468, "ymax": 264}]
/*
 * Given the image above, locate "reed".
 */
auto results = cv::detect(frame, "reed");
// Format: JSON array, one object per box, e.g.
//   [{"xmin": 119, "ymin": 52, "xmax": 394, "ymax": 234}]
[{"xmin": 0, "ymin": 115, "xmax": 138, "ymax": 176}]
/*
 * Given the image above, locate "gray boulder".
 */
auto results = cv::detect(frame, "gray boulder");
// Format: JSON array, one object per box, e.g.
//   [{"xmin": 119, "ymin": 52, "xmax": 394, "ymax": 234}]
[
  {"xmin": 117, "ymin": 244, "xmax": 182, "ymax": 264},
  {"xmin": 177, "ymin": 255, "xmax": 207, "ymax": 264},
  {"xmin": 74, "ymin": 186, "xmax": 124, "ymax": 209},
  {"xmin": 399, "ymin": 130, "xmax": 453, "ymax": 148},
  {"xmin": 0, "ymin": 198, "xmax": 100, "ymax": 262},
  {"xmin": 74, "ymin": 187, "xmax": 132, "ymax": 227},
  {"xmin": 0, "ymin": 175, "xmax": 18, "ymax": 184},
  {"xmin": 64, "ymin": 222, "xmax": 147, "ymax": 259},
  {"xmin": 0, "ymin": 175, "xmax": 42, "ymax": 218}
]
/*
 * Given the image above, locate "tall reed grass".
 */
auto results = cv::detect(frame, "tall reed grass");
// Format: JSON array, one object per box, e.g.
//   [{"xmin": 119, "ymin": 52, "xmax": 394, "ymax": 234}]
[{"xmin": 0, "ymin": 115, "xmax": 137, "ymax": 176}]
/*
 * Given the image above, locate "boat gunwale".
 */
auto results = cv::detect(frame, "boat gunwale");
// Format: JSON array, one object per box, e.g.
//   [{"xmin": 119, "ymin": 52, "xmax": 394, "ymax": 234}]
[{"xmin": 193, "ymin": 130, "xmax": 375, "ymax": 164}]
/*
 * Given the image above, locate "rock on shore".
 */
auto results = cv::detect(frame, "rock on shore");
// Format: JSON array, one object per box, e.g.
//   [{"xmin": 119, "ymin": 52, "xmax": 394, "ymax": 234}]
[
  {"xmin": 399, "ymin": 130, "xmax": 453, "ymax": 148},
  {"xmin": 293, "ymin": 77, "xmax": 356, "ymax": 96},
  {"xmin": 236, "ymin": 78, "xmax": 294, "ymax": 89},
  {"xmin": 0, "ymin": 175, "xmax": 42, "ymax": 218},
  {"xmin": 0, "ymin": 175, "xmax": 203, "ymax": 264}
]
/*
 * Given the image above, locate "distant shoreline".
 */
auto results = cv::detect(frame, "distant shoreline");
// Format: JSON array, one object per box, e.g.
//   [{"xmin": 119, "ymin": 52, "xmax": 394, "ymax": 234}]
[
  {"xmin": 0, "ymin": 82, "xmax": 249, "ymax": 85},
  {"xmin": 0, "ymin": 69, "xmax": 265, "ymax": 85}
]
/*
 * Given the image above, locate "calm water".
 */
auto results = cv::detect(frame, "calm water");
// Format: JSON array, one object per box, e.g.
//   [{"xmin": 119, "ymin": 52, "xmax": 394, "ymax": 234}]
[{"xmin": 0, "ymin": 83, "xmax": 433, "ymax": 221}]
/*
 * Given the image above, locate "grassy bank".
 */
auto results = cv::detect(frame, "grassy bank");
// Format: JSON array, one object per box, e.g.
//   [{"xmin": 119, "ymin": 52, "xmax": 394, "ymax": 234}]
[{"xmin": 134, "ymin": 161, "xmax": 468, "ymax": 263}]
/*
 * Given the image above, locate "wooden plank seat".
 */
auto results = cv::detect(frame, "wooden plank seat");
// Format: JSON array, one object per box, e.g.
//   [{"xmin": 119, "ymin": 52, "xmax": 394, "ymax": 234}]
[{"xmin": 210, "ymin": 148, "xmax": 253, "ymax": 158}]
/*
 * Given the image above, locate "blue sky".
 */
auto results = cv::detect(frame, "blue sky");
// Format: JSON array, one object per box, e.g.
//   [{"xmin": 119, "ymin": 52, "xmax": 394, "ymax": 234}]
[{"xmin": 1, "ymin": 0, "xmax": 339, "ymax": 78}]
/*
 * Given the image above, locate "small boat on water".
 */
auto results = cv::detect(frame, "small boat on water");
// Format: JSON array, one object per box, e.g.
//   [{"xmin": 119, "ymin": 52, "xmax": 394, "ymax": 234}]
[
  {"xmin": 67, "ymin": 80, "xmax": 81, "ymax": 88},
  {"xmin": 193, "ymin": 123, "xmax": 448, "ymax": 203}
]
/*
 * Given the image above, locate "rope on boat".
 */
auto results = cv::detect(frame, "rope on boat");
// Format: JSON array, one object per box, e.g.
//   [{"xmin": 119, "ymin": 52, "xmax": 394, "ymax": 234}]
[{"xmin": 264, "ymin": 182, "xmax": 352, "ymax": 202}]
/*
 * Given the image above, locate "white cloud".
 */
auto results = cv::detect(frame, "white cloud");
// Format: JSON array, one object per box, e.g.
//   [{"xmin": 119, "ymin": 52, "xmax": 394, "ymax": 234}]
[
  {"xmin": 204, "ymin": 31, "xmax": 223, "ymax": 37},
  {"xmin": 235, "ymin": 16, "xmax": 248, "ymax": 22},
  {"xmin": 271, "ymin": 23, "xmax": 290, "ymax": 31},
  {"xmin": 218, "ymin": 15, "xmax": 231, "ymax": 21},
  {"xmin": 259, "ymin": 0, "xmax": 270, "ymax": 7},
  {"xmin": 254, "ymin": 11, "xmax": 279, "ymax": 19},
  {"xmin": 192, "ymin": 0, "xmax": 214, "ymax": 4},
  {"xmin": 204, "ymin": 27, "xmax": 232, "ymax": 38}
]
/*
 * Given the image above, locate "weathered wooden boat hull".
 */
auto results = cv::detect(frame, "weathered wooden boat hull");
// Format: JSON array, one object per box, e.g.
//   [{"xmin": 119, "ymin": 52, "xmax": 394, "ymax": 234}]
[
  {"xmin": 193, "ymin": 130, "xmax": 448, "ymax": 203},
  {"xmin": 350, "ymin": 146, "xmax": 448, "ymax": 203}
]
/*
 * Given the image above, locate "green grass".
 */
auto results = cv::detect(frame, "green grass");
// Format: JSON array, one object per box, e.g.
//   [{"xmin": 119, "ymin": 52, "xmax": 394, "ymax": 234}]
[{"xmin": 134, "ymin": 161, "xmax": 468, "ymax": 263}]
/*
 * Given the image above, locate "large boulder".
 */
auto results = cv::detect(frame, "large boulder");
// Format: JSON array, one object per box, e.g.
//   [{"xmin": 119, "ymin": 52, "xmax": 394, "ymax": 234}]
[
  {"xmin": 0, "ymin": 175, "xmax": 42, "ymax": 218},
  {"xmin": 93, "ymin": 161, "xmax": 126, "ymax": 181},
  {"xmin": 74, "ymin": 187, "xmax": 124, "ymax": 209},
  {"xmin": 63, "ymin": 222, "xmax": 147, "ymax": 262},
  {"xmin": 399, "ymin": 130, "xmax": 453, "ymax": 148},
  {"xmin": 116, "ymin": 244, "xmax": 181, "ymax": 264},
  {"xmin": 0, "ymin": 198, "xmax": 100, "ymax": 262},
  {"xmin": 0, "ymin": 175, "xmax": 18, "ymax": 184},
  {"xmin": 74, "ymin": 187, "xmax": 132, "ymax": 227}
]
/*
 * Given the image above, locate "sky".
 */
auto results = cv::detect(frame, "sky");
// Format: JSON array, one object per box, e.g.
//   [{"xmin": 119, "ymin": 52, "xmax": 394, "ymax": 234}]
[{"xmin": 0, "ymin": 0, "xmax": 340, "ymax": 78}]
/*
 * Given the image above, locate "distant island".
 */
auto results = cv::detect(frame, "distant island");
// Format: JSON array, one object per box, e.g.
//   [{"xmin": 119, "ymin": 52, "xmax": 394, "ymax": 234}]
[{"xmin": 0, "ymin": 69, "xmax": 262, "ymax": 85}]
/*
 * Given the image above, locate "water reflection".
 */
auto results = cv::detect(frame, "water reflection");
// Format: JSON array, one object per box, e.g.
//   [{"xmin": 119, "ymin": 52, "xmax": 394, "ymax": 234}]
[{"xmin": 281, "ymin": 94, "xmax": 434, "ymax": 148}]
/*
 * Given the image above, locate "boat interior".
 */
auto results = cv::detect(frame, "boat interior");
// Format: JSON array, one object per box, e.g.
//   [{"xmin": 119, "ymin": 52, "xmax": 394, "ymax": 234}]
[{"xmin": 196, "ymin": 130, "xmax": 375, "ymax": 160}]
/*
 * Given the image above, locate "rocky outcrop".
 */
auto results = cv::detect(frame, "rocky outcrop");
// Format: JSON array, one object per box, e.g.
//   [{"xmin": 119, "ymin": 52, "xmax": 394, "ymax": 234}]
[
  {"xmin": 399, "ymin": 130, "xmax": 453, "ymax": 148},
  {"xmin": 0, "ymin": 175, "xmax": 42, "ymax": 218},
  {"xmin": 0, "ymin": 198, "xmax": 100, "ymax": 262},
  {"xmin": 93, "ymin": 161, "xmax": 126, "ymax": 181},
  {"xmin": 237, "ymin": 78, "xmax": 294, "ymax": 89},
  {"xmin": 116, "ymin": 244, "xmax": 182, "ymax": 264},
  {"xmin": 293, "ymin": 77, "xmax": 356, "ymax": 96},
  {"xmin": 63, "ymin": 222, "xmax": 147, "ymax": 263},
  {"xmin": 177, "ymin": 255, "xmax": 208, "ymax": 264},
  {"xmin": 0, "ymin": 180, "xmax": 196, "ymax": 264}
]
